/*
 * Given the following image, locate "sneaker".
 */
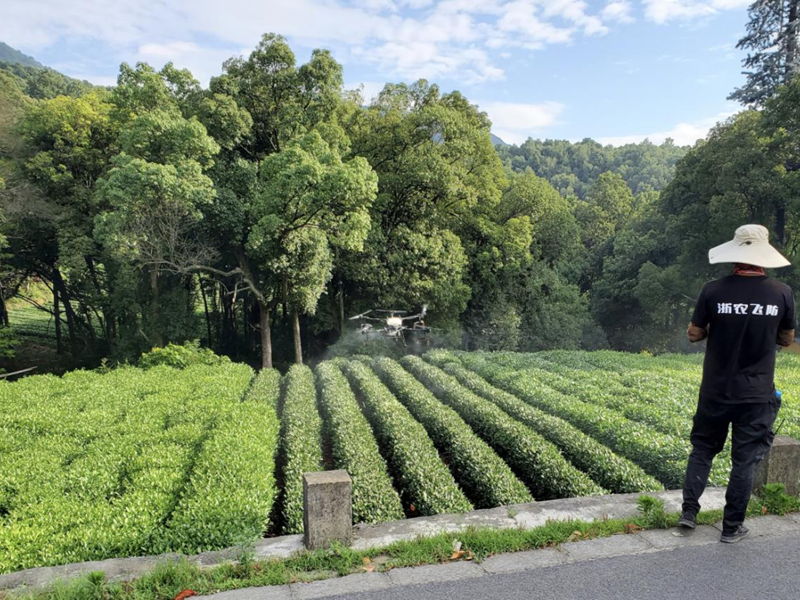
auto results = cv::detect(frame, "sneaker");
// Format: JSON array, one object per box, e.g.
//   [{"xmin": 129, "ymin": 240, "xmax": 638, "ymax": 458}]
[
  {"xmin": 720, "ymin": 525, "xmax": 750, "ymax": 543},
  {"xmin": 678, "ymin": 512, "xmax": 697, "ymax": 529}
]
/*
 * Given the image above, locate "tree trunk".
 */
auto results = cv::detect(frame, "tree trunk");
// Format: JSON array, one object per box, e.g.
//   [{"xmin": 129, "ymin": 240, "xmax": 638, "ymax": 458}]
[
  {"xmin": 54, "ymin": 285, "xmax": 63, "ymax": 355},
  {"xmin": 259, "ymin": 300, "xmax": 273, "ymax": 369},
  {"xmin": 282, "ymin": 275, "xmax": 289, "ymax": 325},
  {"xmin": 200, "ymin": 278, "xmax": 212, "ymax": 347},
  {"xmin": 338, "ymin": 283, "xmax": 345, "ymax": 335},
  {"xmin": 149, "ymin": 266, "xmax": 163, "ymax": 347},
  {"xmin": 85, "ymin": 255, "xmax": 111, "ymax": 343},
  {"xmin": 786, "ymin": 0, "xmax": 799, "ymax": 82},
  {"xmin": 0, "ymin": 287, "xmax": 9, "ymax": 328},
  {"xmin": 777, "ymin": 204, "xmax": 787, "ymax": 246},
  {"xmin": 292, "ymin": 310, "xmax": 303, "ymax": 364},
  {"xmin": 52, "ymin": 269, "xmax": 78, "ymax": 355}
]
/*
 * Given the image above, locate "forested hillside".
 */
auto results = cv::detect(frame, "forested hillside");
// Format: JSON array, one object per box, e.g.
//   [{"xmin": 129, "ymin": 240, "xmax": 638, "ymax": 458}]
[
  {"xmin": 1, "ymin": 15, "xmax": 800, "ymax": 370},
  {"xmin": 496, "ymin": 138, "xmax": 689, "ymax": 198},
  {"xmin": 0, "ymin": 42, "xmax": 42, "ymax": 68}
]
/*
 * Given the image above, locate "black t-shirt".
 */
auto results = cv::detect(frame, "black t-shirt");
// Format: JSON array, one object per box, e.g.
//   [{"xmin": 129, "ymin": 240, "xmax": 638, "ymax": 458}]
[{"xmin": 692, "ymin": 275, "xmax": 796, "ymax": 403}]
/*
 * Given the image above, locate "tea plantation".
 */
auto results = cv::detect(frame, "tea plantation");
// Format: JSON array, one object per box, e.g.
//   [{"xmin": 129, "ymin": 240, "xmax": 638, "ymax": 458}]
[{"xmin": 3, "ymin": 350, "xmax": 800, "ymax": 574}]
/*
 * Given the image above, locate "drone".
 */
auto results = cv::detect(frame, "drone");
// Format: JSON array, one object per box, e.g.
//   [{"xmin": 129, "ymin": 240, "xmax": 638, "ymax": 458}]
[{"xmin": 348, "ymin": 305, "xmax": 435, "ymax": 345}]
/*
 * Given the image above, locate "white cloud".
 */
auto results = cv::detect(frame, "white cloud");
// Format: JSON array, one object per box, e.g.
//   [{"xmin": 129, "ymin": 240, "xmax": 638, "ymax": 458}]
[
  {"xmin": 1, "ymin": 0, "xmax": 615, "ymax": 86},
  {"xmin": 497, "ymin": 1, "xmax": 577, "ymax": 46},
  {"xmin": 137, "ymin": 42, "xmax": 247, "ymax": 86},
  {"xmin": 480, "ymin": 100, "xmax": 565, "ymax": 144},
  {"xmin": 346, "ymin": 80, "xmax": 388, "ymax": 103},
  {"xmin": 643, "ymin": 0, "xmax": 748, "ymax": 24},
  {"xmin": 596, "ymin": 109, "xmax": 737, "ymax": 146},
  {"xmin": 602, "ymin": 1, "xmax": 635, "ymax": 23}
]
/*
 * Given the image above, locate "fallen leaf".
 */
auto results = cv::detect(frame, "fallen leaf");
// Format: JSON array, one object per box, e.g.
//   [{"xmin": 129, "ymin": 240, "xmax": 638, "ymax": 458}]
[
  {"xmin": 452, "ymin": 540, "xmax": 462, "ymax": 553},
  {"xmin": 464, "ymin": 550, "xmax": 475, "ymax": 561},
  {"xmin": 450, "ymin": 550, "xmax": 465, "ymax": 560},
  {"xmin": 362, "ymin": 557, "xmax": 372, "ymax": 565},
  {"xmin": 174, "ymin": 591, "xmax": 197, "ymax": 600},
  {"xmin": 409, "ymin": 504, "xmax": 416, "ymax": 512},
  {"xmin": 762, "ymin": 506, "xmax": 769, "ymax": 515},
  {"xmin": 363, "ymin": 565, "xmax": 376, "ymax": 573},
  {"xmin": 566, "ymin": 530, "xmax": 583, "ymax": 542}
]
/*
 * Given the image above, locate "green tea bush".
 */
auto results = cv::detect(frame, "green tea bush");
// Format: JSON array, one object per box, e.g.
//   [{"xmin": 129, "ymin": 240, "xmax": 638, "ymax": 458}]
[
  {"xmin": 427, "ymin": 355, "xmax": 662, "ymax": 494},
  {"xmin": 279, "ymin": 365, "xmax": 323, "ymax": 534},
  {"xmin": 342, "ymin": 360, "xmax": 473, "ymax": 516},
  {"xmin": 400, "ymin": 356, "xmax": 604, "ymax": 499},
  {"xmin": 139, "ymin": 340, "xmax": 228, "ymax": 370},
  {"xmin": 456, "ymin": 353, "xmax": 689, "ymax": 488},
  {"xmin": 372, "ymin": 357, "xmax": 532, "ymax": 507},
  {"xmin": 163, "ymin": 369, "xmax": 282, "ymax": 553},
  {"xmin": 0, "ymin": 362, "xmax": 254, "ymax": 573},
  {"xmin": 315, "ymin": 361, "xmax": 404, "ymax": 524}
]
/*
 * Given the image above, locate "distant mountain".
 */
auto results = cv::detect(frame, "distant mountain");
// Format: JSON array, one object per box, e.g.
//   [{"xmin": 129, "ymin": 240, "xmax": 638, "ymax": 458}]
[
  {"xmin": 490, "ymin": 133, "xmax": 508, "ymax": 147},
  {"xmin": 0, "ymin": 42, "xmax": 43, "ymax": 69}
]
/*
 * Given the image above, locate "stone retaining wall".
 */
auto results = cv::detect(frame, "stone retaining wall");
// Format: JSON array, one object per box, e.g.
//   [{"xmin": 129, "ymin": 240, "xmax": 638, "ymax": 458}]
[{"xmin": 0, "ymin": 488, "xmax": 727, "ymax": 593}]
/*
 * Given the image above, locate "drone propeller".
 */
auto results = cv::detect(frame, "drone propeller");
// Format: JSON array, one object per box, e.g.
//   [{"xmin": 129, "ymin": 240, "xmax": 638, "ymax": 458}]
[
  {"xmin": 349, "ymin": 310, "xmax": 373, "ymax": 320},
  {"xmin": 402, "ymin": 305, "xmax": 429, "ymax": 321}
]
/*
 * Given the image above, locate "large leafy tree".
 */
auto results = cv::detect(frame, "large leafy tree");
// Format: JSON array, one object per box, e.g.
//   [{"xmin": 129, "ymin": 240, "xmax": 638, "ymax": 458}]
[
  {"xmin": 342, "ymin": 81, "xmax": 504, "ymax": 329},
  {"xmin": 247, "ymin": 130, "xmax": 376, "ymax": 364},
  {"xmin": 197, "ymin": 33, "xmax": 357, "ymax": 367},
  {"xmin": 14, "ymin": 89, "xmax": 116, "ymax": 355}
]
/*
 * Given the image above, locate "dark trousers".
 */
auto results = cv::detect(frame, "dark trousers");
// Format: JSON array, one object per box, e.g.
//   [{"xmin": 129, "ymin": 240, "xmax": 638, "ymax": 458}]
[{"xmin": 682, "ymin": 394, "xmax": 780, "ymax": 534}]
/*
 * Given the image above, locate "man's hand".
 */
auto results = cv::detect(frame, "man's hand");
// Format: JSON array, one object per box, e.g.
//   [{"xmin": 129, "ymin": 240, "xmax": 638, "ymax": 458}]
[
  {"xmin": 777, "ymin": 329, "xmax": 795, "ymax": 347},
  {"xmin": 687, "ymin": 322, "xmax": 708, "ymax": 343}
]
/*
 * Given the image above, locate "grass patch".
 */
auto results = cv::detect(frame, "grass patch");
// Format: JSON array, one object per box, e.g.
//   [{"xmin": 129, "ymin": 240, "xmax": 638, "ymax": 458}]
[{"xmin": 9, "ymin": 495, "xmax": 799, "ymax": 600}]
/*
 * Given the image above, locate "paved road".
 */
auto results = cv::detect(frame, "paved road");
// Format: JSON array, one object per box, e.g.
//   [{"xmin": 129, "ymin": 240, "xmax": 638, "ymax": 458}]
[{"xmin": 328, "ymin": 534, "xmax": 800, "ymax": 600}]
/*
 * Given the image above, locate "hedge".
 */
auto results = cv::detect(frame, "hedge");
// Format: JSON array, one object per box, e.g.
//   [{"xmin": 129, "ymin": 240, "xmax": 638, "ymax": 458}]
[
  {"xmin": 456, "ymin": 353, "xmax": 690, "ymax": 488},
  {"xmin": 279, "ymin": 365, "xmax": 323, "ymax": 534},
  {"xmin": 477, "ymin": 351, "xmax": 729, "ymax": 485},
  {"xmin": 0, "ymin": 363, "xmax": 254, "ymax": 573},
  {"xmin": 401, "ymin": 356, "xmax": 605, "ymax": 499},
  {"xmin": 163, "ymin": 370, "xmax": 282, "ymax": 553},
  {"xmin": 341, "ymin": 360, "xmax": 473, "ymax": 516},
  {"xmin": 425, "ymin": 353, "xmax": 662, "ymax": 493},
  {"xmin": 315, "ymin": 362, "xmax": 404, "ymax": 524},
  {"xmin": 372, "ymin": 357, "xmax": 532, "ymax": 507}
]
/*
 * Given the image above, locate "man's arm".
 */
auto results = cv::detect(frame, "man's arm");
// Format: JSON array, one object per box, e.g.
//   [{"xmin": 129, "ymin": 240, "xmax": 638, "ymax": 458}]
[
  {"xmin": 688, "ymin": 285, "xmax": 708, "ymax": 343},
  {"xmin": 777, "ymin": 329, "xmax": 795, "ymax": 347},
  {"xmin": 687, "ymin": 322, "xmax": 708, "ymax": 343}
]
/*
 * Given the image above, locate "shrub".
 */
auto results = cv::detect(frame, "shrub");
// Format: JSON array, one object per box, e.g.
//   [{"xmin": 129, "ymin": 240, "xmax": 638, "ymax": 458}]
[
  {"xmin": 139, "ymin": 340, "xmax": 228, "ymax": 370},
  {"xmin": 372, "ymin": 357, "xmax": 532, "ymax": 507},
  {"xmin": 279, "ymin": 365, "xmax": 323, "ymax": 534},
  {"xmin": 341, "ymin": 360, "xmax": 473, "ymax": 516},
  {"xmin": 427, "ymin": 355, "xmax": 662, "ymax": 494},
  {"xmin": 163, "ymin": 372, "xmax": 281, "ymax": 552},
  {"xmin": 0, "ymin": 363, "xmax": 254, "ymax": 573},
  {"xmin": 315, "ymin": 361, "xmax": 404, "ymax": 524},
  {"xmin": 456, "ymin": 353, "xmax": 689, "ymax": 488},
  {"xmin": 400, "ymin": 356, "xmax": 604, "ymax": 499}
]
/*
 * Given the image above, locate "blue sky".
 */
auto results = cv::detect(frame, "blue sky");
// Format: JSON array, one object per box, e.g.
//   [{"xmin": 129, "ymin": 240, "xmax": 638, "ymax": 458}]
[{"xmin": 2, "ymin": 0, "xmax": 751, "ymax": 146}]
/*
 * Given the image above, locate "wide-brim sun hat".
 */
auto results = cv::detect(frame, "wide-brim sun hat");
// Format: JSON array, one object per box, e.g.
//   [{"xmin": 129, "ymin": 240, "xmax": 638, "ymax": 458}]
[{"xmin": 709, "ymin": 224, "xmax": 791, "ymax": 268}]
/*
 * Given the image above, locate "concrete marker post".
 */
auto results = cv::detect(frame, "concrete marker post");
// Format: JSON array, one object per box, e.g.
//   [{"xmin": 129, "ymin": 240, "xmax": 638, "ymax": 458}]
[
  {"xmin": 303, "ymin": 470, "xmax": 353, "ymax": 550},
  {"xmin": 754, "ymin": 435, "xmax": 800, "ymax": 497}
]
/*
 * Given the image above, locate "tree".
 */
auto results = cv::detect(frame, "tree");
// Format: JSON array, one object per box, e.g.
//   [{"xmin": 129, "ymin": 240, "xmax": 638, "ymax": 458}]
[
  {"xmin": 342, "ymin": 81, "xmax": 504, "ymax": 333},
  {"xmin": 575, "ymin": 171, "xmax": 635, "ymax": 287},
  {"xmin": 762, "ymin": 74, "xmax": 800, "ymax": 246},
  {"xmin": 247, "ymin": 130, "xmax": 377, "ymax": 364},
  {"xmin": 198, "ymin": 33, "xmax": 350, "ymax": 368},
  {"xmin": 730, "ymin": 0, "xmax": 800, "ymax": 106},
  {"xmin": 496, "ymin": 138, "xmax": 688, "ymax": 198}
]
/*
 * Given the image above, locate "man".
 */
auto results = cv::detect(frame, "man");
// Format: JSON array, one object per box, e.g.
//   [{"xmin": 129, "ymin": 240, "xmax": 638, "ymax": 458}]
[{"xmin": 681, "ymin": 224, "xmax": 795, "ymax": 543}]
